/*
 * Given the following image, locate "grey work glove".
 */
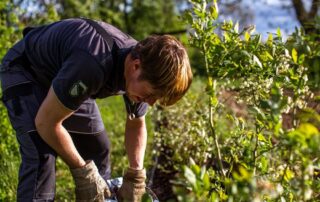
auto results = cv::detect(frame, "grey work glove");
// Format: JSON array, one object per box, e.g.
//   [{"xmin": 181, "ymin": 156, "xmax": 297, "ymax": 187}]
[
  {"xmin": 117, "ymin": 168, "xmax": 146, "ymax": 202},
  {"xmin": 70, "ymin": 160, "xmax": 112, "ymax": 202}
]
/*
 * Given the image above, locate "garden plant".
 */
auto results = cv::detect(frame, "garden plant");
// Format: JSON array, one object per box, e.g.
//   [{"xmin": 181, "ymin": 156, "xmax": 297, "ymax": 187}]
[{"xmin": 150, "ymin": 0, "xmax": 320, "ymax": 201}]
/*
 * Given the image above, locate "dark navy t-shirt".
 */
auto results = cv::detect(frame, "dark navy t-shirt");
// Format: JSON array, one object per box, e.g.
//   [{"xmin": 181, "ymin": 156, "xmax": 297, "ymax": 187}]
[{"xmin": 23, "ymin": 18, "xmax": 148, "ymax": 129}]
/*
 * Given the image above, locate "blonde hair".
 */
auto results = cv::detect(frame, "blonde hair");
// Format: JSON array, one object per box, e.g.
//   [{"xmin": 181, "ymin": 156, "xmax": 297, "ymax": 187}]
[{"xmin": 132, "ymin": 35, "xmax": 193, "ymax": 106}]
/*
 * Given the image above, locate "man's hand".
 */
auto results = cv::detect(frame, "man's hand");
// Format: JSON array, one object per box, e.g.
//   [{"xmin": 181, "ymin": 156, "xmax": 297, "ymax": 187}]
[
  {"xmin": 70, "ymin": 160, "xmax": 111, "ymax": 202},
  {"xmin": 117, "ymin": 168, "xmax": 146, "ymax": 202}
]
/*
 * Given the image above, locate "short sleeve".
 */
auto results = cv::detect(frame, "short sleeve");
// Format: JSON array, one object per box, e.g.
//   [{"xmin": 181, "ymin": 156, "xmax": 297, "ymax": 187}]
[
  {"xmin": 123, "ymin": 94, "xmax": 148, "ymax": 118},
  {"xmin": 52, "ymin": 50, "xmax": 104, "ymax": 110}
]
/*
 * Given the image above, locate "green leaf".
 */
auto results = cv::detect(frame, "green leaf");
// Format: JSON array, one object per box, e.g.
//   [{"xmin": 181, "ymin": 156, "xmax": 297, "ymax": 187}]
[
  {"xmin": 284, "ymin": 169, "xmax": 295, "ymax": 182},
  {"xmin": 244, "ymin": 31, "xmax": 250, "ymax": 41},
  {"xmin": 202, "ymin": 1, "xmax": 207, "ymax": 13},
  {"xmin": 200, "ymin": 166, "xmax": 206, "ymax": 179},
  {"xmin": 241, "ymin": 50, "xmax": 251, "ymax": 58},
  {"xmin": 292, "ymin": 48, "xmax": 298, "ymax": 63},
  {"xmin": 267, "ymin": 33, "xmax": 273, "ymax": 45},
  {"xmin": 253, "ymin": 55, "xmax": 262, "ymax": 68},
  {"xmin": 213, "ymin": 0, "xmax": 219, "ymax": 16},
  {"xmin": 274, "ymin": 121, "xmax": 282, "ymax": 136},
  {"xmin": 239, "ymin": 166, "xmax": 251, "ymax": 179},
  {"xmin": 233, "ymin": 166, "xmax": 251, "ymax": 182},
  {"xmin": 224, "ymin": 31, "xmax": 230, "ymax": 41},
  {"xmin": 277, "ymin": 28, "xmax": 282, "ymax": 38},
  {"xmin": 298, "ymin": 123, "xmax": 319, "ymax": 138},
  {"xmin": 201, "ymin": 166, "xmax": 210, "ymax": 190},
  {"xmin": 203, "ymin": 172, "xmax": 210, "ymax": 190},
  {"xmin": 184, "ymin": 11, "xmax": 194, "ymax": 24},
  {"xmin": 190, "ymin": 157, "xmax": 196, "ymax": 166},
  {"xmin": 259, "ymin": 156, "xmax": 269, "ymax": 173},
  {"xmin": 298, "ymin": 54, "xmax": 305, "ymax": 64},
  {"xmin": 194, "ymin": 8, "xmax": 205, "ymax": 19},
  {"xmin": 184, "ymin": 166, "xmax": 197, "ymax": 186},
  {"xmin": 211, "ymin": 97, "xmax": 218, "ymax": 107},
  {"xmin": 253, "ymin": 106, "xmax": 266, "ymax": 120},
  {"xmin": 257, "ymin": 133, "xmax": 267, "ymax": 142},
  {"xmin": 191, "ymin": 164, "xmax": 201, "ymax": 176},
  {"xmin": 210, "ymin": 4, "xmax": 218, "ymax": 19},
  {"xmin": 254, "ymin": 34, "xmax": 262, "ymax": 46},
  {"xmin": 265, "ymin": 51, "xmax": 274, "ymax": 60},
  {"xmin": 234, "ymin": 22, "xmax": 239, "ymax": 33}
]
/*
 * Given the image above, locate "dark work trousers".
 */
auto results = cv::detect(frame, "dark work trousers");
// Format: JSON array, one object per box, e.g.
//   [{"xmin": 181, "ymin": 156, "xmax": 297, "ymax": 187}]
[{"xmin": 0, "ymin": 63, "xmax": 111, "ymax": 201}]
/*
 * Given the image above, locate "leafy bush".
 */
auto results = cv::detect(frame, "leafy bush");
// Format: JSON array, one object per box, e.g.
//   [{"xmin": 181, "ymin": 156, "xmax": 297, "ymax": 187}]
[
  {"xmin": 152, "ymin": 79, "xmax": 209, "ymax": 166},
  {"xmin": 0, "ymin": 2, "xmax": 23, "ymax": 200},
  {"xmin": 151, "ymin": 0, "xmax": 320, "ymax": 201}
]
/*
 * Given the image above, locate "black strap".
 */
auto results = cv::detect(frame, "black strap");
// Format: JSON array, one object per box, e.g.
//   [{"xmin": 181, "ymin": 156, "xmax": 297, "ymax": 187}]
[
  {"xmin": 2, "ymin": 82, "xmax": 33, "ymax": 101},
  {"xmin": 1, "ymin": 83, "xmax": 34, "ymax": 116},
  {"xmin": 82, "ymin": 18, "xmax": 114, "ymax": 51},
  {"xmin": 8, "ymin": 53, "xmax": 51, "ymax": 88},
  {"xmin": 22, "ymin": 26, "xmax": 35, "ymax": 37}
]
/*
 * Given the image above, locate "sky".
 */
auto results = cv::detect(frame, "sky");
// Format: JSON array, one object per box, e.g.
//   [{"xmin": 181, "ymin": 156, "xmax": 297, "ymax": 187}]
[{"xmin": 242, "ymin": 0, "xmax": 312, "ymax": 39}]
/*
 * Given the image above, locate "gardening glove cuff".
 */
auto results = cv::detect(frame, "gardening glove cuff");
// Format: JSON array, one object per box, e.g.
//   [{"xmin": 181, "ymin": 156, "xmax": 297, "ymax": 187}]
[
  {"xmin": 117, "ymin": 167, "xmax": 146, "ymax": 202},
  {"xmin": 70, "ymin": 160, "xmax": 112, "ymax": 202}
]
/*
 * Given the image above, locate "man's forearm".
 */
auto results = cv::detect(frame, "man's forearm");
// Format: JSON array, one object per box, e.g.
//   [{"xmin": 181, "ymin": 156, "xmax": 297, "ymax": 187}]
[
  {"xmin": 35, "ymin": 86, "xmax": 86, "ymax": 168},
  {"xmin": 125, "ymin": 116, "xmax": 147, "ymax": 169},
  {"xmin": 36, "ymin": 123, "xmax": 85, "ymax": 168}
]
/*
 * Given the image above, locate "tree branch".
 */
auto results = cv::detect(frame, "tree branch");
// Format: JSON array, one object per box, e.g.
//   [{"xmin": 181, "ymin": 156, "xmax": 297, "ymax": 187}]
[
  {"xmin": 309, "ymin": 0, "xmax": 320, "ymax": 18},
  {"xmin": 292, "ymin": 0, "xmax": 320, "ymax": 34},
  {"xmin": 292, "ymin": 0, "xmax": 307, "ymax": 22}
]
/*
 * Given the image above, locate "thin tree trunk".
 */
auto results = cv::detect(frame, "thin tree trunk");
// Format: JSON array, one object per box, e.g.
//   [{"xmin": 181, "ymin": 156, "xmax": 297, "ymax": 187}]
[
  {"xmin": 292, "ymin": 0, "xmax": 320, "ymax": 35},
  {"xmin": 123, "ymin": 0, "xmax": 132, "ymax": 34}
]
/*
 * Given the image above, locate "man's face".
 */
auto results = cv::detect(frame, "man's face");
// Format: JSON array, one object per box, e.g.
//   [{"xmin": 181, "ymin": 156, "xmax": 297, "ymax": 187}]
[{"xmin": 125, "ymin": 64, "xmax": 157, "ymax": 106}]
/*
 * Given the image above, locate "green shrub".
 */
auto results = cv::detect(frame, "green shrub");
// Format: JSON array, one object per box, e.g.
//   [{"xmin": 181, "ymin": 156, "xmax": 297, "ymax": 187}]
[
  {"xmin": 151, "ymin": 0, "xmax": 320, "ymax": 201},
  {"xmin": 0, "ymin": 2, "xmax": 23, "ymax": 201}
]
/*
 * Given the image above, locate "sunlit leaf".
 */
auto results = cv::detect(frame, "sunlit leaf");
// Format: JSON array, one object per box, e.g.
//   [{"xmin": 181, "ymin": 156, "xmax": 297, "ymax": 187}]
[
  {"xmin": 200, "ymin": 166, "xmax": 206, "ymax": 179},
  {"xmin": 244, "ymin": 31, "xmax": 250, "ymax": 41},
  {"xmin": 211, "ymin": 97, "xmax": 218, "ymax": 107},
  {"xmin": 253, "ymin": 55, "xmax": 262, "ymax": 68},
  {"xmin": 213, "ymin": 0, "xmax": 219, "ymax": 17},
  {"xmin": 292, "ymin": 48, "xmax": 298, "ymax": 63},
  {"xmin": 184, "ymin": 166, "xmax": 197, "ymax": 186},
  {"xmin": 224, "ymin": 31, "xmax": 230, "ymax": 41},
  {"xmin": 233, "ymin": 166, "xmax": 252, "ymax": 182},
  {"xmin": 210, "ymin": 2, "xmax": 219, "ymax": 19},
  {"xmin": 298, "ymin": 123, "xmax": 319, "ymax": 138},
  {"xmin": 277, "ymin": 28, "xmax": 282, "ymax": 38},
  {"xmin": 258, "ymin": 133, "xmax": 267, "ymax": 142},
  {"xmin": 234, "ymin": 22, "xmax": 239, "ymax": 33},
  {"xmin": 284, "ymin": 169, "xmax": 295, "ymax": 182},
  {"xmin": 190, "ymin": 161, "xmax": 201, "ymax": 175},
  {"xmin": 267, "ymin": 33, "xmax": 273, "ymax": 45},
  {"xmin": 259, "ymin": 156, "xmax": 269, "ymax": 173},
  {"xmin": 203, "ymin": 172, "xmax": 210, "ymax": 190},
  {"xmin": 190, "ymin": 157, "xmax": 196, "ymax": 166}
]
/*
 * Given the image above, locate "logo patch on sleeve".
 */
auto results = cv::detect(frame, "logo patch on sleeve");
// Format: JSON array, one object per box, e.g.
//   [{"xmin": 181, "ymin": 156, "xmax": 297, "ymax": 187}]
[{"xmin": 69, "ymin": 81, "xmax": 88, "ymax": 97}]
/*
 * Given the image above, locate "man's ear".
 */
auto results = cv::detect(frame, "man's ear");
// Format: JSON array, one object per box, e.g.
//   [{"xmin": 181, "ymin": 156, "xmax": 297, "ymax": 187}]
[{"xmin": 133, "ymin": 59, "xmax": 141, "ymax": 71}]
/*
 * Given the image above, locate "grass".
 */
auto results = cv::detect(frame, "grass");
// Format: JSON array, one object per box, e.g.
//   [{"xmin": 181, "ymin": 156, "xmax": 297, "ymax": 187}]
[{"xmin": 0, "ymin": 155, "xmax": 19, "ymax": 201}]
